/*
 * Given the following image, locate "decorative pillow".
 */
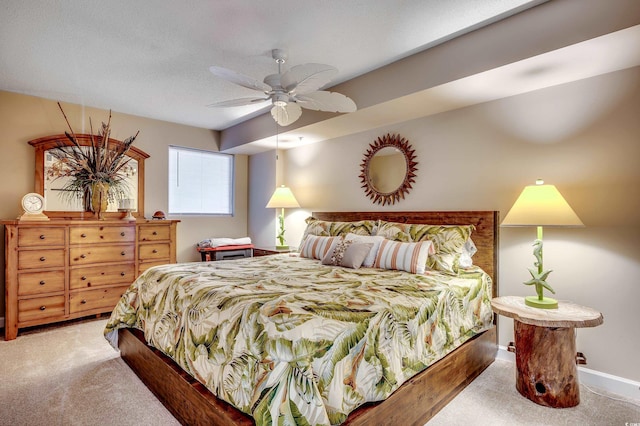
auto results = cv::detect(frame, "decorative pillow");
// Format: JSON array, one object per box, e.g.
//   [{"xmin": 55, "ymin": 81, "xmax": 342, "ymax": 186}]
[
  {"xmin": 459, "ymin": 239, "xmax": 477, "ymax": 269},
  {"xmin": 344, "ymin": 233, "xmax": 385, "ymax": 267},
  {"xmin": 299, "ymin": 235, "xmax": 341, "ymax": 260},
  {"xmin": 373, "ymin": 239, "xmax": 434, "ymax": 274},
  {"xmin": 321, "ymin": 239, "xmax": 374, "ymax": 269},
  {"xmin": 375, "ymin": 221, "xmax": 475, "ymax": 274},
  {"xmin": 298, "ymin": 217, "xmax": 378, "ymax": 250}
]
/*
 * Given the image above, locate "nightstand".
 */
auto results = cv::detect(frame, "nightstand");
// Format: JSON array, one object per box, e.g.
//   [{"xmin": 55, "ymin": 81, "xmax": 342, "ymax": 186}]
[
  {"xmin": 491, "ymin": 296, "xmax": 603, "ymax": 408},
  {"xmin": 253, "ymin": 247, "xmax": 295, "ymax": 257},
  {"xmin": 197, "ymin": 244, "xmax": 253, "ymax": 261}
]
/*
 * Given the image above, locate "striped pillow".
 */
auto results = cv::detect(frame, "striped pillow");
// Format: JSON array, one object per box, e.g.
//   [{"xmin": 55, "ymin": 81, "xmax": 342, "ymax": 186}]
[
  {"xmin": 299, "ymin": 235, "xmax": 341, "ymax": 260},
  {"xmin": 375, "ymin": 221, "xmax": 475, "ymax": 274},
  {"xmin": 374, "ymin": 239, "xmax": 434, "ymax": 274}
]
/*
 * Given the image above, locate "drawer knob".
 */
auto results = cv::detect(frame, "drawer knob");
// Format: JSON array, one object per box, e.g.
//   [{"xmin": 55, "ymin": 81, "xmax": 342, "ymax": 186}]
[
  {"xmin": 120, "ymin": 272, "xmax": 126, "ymax": 276},
  {"xmin": 40, "ymin": 306, "xmax": 46, "ymax": 311},
  {"xmin": 121, "ymin": 251, "xmax": 126, "ymax": 256},
  {"xmin": 39, "ymin": 280, "xmax": 45, "ymax": 285},
  {"xmin": 81, "ymin": 276, "xmax": 87, "ymax": 281},
  {"xmin": 39, "ymin": 234, "xmax": 45, "ymax": 240},
  {"xmin": 121, "ymin": 232, "xmax": 125, "ymax": 237},
  {"xmin": 81, "ymin": 233, "xmax": 87, "ymax": 238},
  {"xmin": 81, "ymin": 299, "xmax": 87, "ymax": 304},
  {"xmin": 152, "ymin": 231, "xmax": 158, "ymax": 235},
  {"xmin": 39, "ymin": 256, "xmax": 46, "ymax": 262},
  {"xmin": 80, "ymin": 254, "xmax": 86, "ymax": 259},
  {"xmin": 152, "ymin": 249, "xmax": 158, "ymax": 253}
]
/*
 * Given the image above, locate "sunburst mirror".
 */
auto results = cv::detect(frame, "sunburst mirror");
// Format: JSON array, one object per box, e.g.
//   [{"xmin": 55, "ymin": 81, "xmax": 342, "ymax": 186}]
[{"xmin": 359, "ymin": 133, "xmax": 418, "ymax": 205}]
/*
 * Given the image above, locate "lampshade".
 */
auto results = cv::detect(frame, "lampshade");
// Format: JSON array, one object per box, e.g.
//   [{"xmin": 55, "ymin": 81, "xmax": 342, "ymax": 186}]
[
  {"xmin": 266, "ymin": 185, "xmax": 300, "ymax": 209},
  {"xmin": 502, "ymin": 181, "xmax": 584, "ymax": 227}
]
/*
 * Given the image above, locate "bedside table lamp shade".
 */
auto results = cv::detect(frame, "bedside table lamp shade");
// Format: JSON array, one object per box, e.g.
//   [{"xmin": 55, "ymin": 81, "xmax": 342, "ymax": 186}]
[
  {"xmin": 502, "ymin": 180, "xmax": 583, "ymax": 309},
  {"xmin": 266, "ymin": 185, "xmax": 300, "ymax": 250},
  {"xmin": 501, "ymin": 183, "xmax": 583, "ymax": 228}
]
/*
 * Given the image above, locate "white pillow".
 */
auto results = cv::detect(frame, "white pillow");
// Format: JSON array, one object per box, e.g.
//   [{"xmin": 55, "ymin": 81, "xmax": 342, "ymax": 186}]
[
  {"xmin": 459, "ymin": 239, "xmax": 477, "ymax": 269},
  {"xmin": 344, "ymin": 232, "xmax": 385, "ymax": 267},
  {"xmin": 374, "ymin": 239, "xmax": 434, "ymax": 274}
]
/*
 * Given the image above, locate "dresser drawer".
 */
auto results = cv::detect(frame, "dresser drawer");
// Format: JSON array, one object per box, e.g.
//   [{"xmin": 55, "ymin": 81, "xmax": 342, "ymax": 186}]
[
  {"xmin": 18, "ymin": 249, "xmax": 65, "ymax": 270},
  {"xmin": 138, "ymin": 259, "xmax": 169, "ymax": 275},
  {"xmin": 70, "ymin": 263, "xmax": 136, "ymax": 290},
  {"xmin": 139, "ymin": 243, "xmax": 170, "ymax": 260},
  {"xmin": 18, "ymin": 295, "xmax": 65, "ymax": 323},
  {"xmin": 18, "ymin": 227, "xmax": 65, "ymax": 247},
  {"xmin": 69, "ymin": 286, "xmax": 129, "ymax": 314},
  {"xmin": 70, "ymin": 225, "xmax": 135, "ymax": 244},
  {"xmin": 138, "ymin": 225, "xmax": 170, "ymax": 242},
  {"xmin": 70, "ymin": 245, "xmax": 134, "ymax": 265},
  {"xmin": 18, "ymin": 270, "xmax": 65, "ymax": 296}
]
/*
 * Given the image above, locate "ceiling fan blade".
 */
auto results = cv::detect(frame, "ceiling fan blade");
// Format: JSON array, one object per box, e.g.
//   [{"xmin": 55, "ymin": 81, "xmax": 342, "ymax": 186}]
[
  {"xmin": 209, "ymin": 66, "xmax": 272, "ymax": 93},
  {"xmin": 271, "ymin": 103, "xmax": 302, "ymax": 127},
  {"xmin": 294, "ymin": 91, "xmax": 357, "ymax": 113},
  {"xmin": 281, "ymin": 63, "xmax": 338, "ymax": 94},
  {"xmin": 207, "ymin": 97, "xmax": 270, "ymax": 108}
]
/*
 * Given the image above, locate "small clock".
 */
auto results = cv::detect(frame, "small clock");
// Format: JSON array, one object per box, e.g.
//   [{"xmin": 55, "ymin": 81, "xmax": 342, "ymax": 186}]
[
  {"xmin": 22, "ymin": 193, "xmax": 44, "ymax": 213},
  {"xmin": 18, "ymin": 192, "xmax": 49, "ymax": 221}
]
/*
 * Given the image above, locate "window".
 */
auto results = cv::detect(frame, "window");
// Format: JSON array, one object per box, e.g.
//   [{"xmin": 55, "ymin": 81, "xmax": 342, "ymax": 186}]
[{"xmin": 168, "ymin": 146, "xmax": 234, "ymax": 215}]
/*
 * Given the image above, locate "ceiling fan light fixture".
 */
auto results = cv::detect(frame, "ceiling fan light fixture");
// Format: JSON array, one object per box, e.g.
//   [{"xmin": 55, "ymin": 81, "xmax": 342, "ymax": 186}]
[{"xmin": 272, "ymin": 93, "xmax": 288, "ymax": 107}]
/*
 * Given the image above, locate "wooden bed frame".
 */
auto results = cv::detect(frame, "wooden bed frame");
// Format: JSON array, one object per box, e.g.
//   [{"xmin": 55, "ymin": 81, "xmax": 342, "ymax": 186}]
[{"xmin": 118, "ymin": 211, "xmax": 499, "ymax": 425}]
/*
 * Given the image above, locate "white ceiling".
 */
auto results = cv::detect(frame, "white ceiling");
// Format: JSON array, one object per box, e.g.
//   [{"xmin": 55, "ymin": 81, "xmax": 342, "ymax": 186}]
[{"xmin": 0, "ymin": 0, "xmax": 546, "ymax": 131}]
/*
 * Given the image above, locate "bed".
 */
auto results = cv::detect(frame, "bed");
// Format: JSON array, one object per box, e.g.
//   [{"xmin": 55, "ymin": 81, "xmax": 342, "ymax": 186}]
[{"xmin": 105, "ymin": 211, "xmax": 498, "ymax": 425}]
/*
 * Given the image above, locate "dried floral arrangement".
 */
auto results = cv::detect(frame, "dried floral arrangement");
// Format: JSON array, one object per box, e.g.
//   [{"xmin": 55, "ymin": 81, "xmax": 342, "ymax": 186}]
[{"xmin": 49, "ymin": 102, "xmax": 140, "ymax": 212}]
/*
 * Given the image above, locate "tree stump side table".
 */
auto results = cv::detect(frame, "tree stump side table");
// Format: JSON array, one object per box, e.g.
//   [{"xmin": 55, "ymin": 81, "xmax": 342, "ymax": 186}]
[{"xmin": 491, "ymin": 296, "xmax": 603, "ymax": 408}]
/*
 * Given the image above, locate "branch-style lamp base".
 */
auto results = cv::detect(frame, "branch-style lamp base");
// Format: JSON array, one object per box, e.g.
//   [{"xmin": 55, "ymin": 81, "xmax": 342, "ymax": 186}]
[
  {"xmin": 523, "ymin": 226, "xmax": 558, "ymax": 310},
  {"xmin": 524, "ymin": 295, "xmax": 558, "ymax": 309},
  {"xmin": 275, "ymin": 207, "xmax": 289, "ymax": 250}
]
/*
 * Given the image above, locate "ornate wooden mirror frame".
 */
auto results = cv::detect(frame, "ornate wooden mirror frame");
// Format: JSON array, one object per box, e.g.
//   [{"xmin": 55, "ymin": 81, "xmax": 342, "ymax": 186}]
[
  {"xmin": 29, "ymin": 134, "xmax": 149, "ymax": 219},
  {"xmin": 359, "ymin": 133, "xmax": 418, "ymax": 206}
]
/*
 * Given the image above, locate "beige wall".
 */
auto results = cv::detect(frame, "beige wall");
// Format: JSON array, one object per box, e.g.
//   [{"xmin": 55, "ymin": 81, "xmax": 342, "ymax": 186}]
[
  {"xmin": 0, "ymin": 91, "xmax": 249, "ymax": 316},
  {"xmin": 251, "ymin": 67, "xmax": 640, "ymax": 382}
]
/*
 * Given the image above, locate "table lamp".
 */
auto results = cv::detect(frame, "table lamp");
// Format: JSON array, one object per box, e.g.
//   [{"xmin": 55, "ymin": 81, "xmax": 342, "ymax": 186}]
[
  {"xmin": 266, "ymin": 185, "xmax": 300, "ymax": 249},
  {"xmin": 502, "ymin": 179, "xmax": 584, "ymax": 309}
]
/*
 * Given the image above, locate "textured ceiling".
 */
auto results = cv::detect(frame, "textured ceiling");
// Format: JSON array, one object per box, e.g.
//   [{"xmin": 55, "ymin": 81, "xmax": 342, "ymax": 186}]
[{"xmin": 0, "ymin": 0, "xmax": 545, "ymax": 130}]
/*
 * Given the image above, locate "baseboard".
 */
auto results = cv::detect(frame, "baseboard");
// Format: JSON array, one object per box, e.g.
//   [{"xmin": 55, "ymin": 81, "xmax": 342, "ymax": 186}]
[
  {"xmin": 0, "ymin": 316, "xmax": 4, "ymax": 329},
  {"xmin": 497, "ymin": 345, "xmax": 640, "ymax": 402}
]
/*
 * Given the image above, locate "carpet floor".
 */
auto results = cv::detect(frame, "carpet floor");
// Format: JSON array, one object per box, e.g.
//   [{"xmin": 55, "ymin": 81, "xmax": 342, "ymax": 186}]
[{"xmin": 0, "ymin": 318, "xmax": 638, "ymax": 426}]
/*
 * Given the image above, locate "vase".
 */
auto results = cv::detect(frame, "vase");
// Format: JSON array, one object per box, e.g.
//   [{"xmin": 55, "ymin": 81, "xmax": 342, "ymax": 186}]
[{"xmin": 89, "ymin": 182, "xmax": 110, "ymax": 220}]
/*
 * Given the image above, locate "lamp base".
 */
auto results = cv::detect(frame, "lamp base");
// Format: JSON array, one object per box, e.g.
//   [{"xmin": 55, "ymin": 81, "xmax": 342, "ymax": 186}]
[
  {"xmin": 275, "ymin": 245, "xmax": 289, "ymax": 250},
  {"xmin": 524, "ymin": 295, "xmax": 558, "ymax": 309},
  {"xmin": 119, "ymin": 209, "xmax": 135, "ymax": 221}
]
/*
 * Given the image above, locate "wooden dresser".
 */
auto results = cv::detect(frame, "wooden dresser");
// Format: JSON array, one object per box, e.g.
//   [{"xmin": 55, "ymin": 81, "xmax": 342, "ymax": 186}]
[{"xmin": 3, "ymin": 219, "xmax": 179, "ymax": 340}]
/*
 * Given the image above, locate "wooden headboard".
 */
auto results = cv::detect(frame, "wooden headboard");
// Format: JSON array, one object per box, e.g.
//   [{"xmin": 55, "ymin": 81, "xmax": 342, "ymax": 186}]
[{"xmin": 312, "ymin": 211, "xmax": 499, "ymax": 297}]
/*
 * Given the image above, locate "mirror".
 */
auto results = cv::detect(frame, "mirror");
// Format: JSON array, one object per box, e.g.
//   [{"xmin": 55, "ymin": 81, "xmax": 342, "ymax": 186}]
[
  {"xmin": 29, "ymin": 134, "xmax": 149, "ymax": 219},
  {"xmin": 368, "ymin": 147, "xmax": 407, "ymax": 193},
  {"xmin": 359, "ymin": 133, "xmax": 418, "ymax": 205}
]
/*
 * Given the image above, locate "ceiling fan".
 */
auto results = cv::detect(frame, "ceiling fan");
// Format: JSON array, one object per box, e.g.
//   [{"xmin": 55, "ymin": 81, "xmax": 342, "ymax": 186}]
[{"xmin": 208, "ymin": 49, "xmax": 357, "ymax": 126}]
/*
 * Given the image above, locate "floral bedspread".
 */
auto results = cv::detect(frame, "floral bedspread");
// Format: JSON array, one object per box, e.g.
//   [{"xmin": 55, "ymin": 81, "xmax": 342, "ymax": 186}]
[{"xmin": 105, "ymin": 254, "xmax": 493, "ymax": 425}]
